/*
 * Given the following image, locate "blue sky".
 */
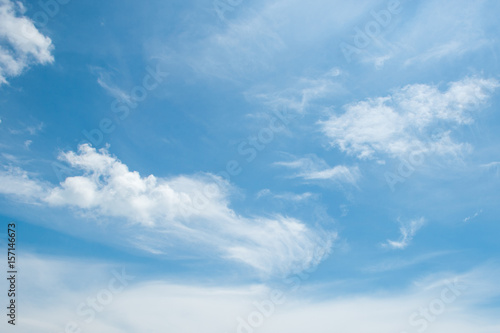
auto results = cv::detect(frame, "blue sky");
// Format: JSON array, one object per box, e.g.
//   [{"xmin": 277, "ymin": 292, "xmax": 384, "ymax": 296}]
[{"xmin": 1, "ymin": 0, "xmax": 500, "ymax": 332}]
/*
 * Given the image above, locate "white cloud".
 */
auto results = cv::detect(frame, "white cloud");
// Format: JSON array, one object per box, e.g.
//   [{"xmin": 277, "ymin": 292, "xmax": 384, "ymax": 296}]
[
  {"xmin": 44, "ymin": 144, "xmax": 227, "ymax": 223},
  {"xmin": 383, "ymin": 217, "xmax": 426, "ymax": 250},
  {"xmin": 0, "ymin": 0, "xmax": 54, "ymax": 84},
  {"xmin": 275, "ymin": 154, "xmax": 360, "ymax": 185},
  {"xmin": 0, "ymin": 144, "xmax": 334, "ymax": 276},
  {"xmin": 8, "ymin": 254, "xmax": 500, "ymax": 333},
  {"xmin": 320, "ymin": 77, "xmax": 499, "ymax": 160}
]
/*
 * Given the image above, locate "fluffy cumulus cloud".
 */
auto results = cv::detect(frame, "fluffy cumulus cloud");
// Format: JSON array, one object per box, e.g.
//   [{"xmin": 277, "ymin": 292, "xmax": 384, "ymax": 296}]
[
  {"xmin": 0, "ymin": 0, "xmax": 54, "ymax": 84},
  {"xmin": 0, "ymin": 144, "xmax": 334, "ymax": 276},
  {"xmin": 45, "ymin": 144, "xmax": 233, "ymax": 225},
  {"xmin": 320, "ymin": 77, "xmax": 499, "ymax": 160},
  {"xmin": 275, "ymin": 154, "xmax": 360, "ymax": 185}
]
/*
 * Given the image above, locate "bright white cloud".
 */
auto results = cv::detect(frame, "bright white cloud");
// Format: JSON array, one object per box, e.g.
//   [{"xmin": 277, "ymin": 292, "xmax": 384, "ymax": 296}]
[
  {"xmin": 320, "ymin": 77, "xmax": 499, "ymax": 160},
  {"xmin": 275, "ymin": 154, "xmax": 360, "ymax": 185},
  {"xmin": 45, "ymin": 144, "xmax": 231, "ymax": 224},
  {"xmin": 0, "ymin": 144, "xmax": 334, "ymax": 276},
  {"xmin": 0, "ymin": 0, "xmax": 54, "ymax": 84},
  {"xmin": 383, "ymin": 217, "xmax": 426, "ymax": 250}
]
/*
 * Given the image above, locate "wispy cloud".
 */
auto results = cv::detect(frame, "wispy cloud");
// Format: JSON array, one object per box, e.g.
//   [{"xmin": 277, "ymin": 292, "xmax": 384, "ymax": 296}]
[
  {"xmin": 400, "ymin": 0, "xmax": 494, "ymax": 66},
  {"xmin": 320, "ymin": 77, "xmax": 499, "ymax": 160},
  {"xmin": 359, "ymin": 0, "xmax": 496, "ymax": 68},
  {"xmin": 383, "ymin": 218, "xmax": 426, "ymax": 250},
  {"xmin": 91, "ymin": 66, "xmax": 132, "ymax": 103},
  {"xmin": 9, "ymin": 121, "xmax": 45, "ymax": 135},
  {"xmin": 463, "ymin": 209, "xmax": 483, "ymax": 223},
  {"xmin": 275, "ymin": 154, "xmax": 360, "ymax": 185},
  {"xmin": 248, "ymin": 68, "xmax": 344, "ymax": 114},
  {"xmin": 403, "ymin": 40, "xmax": 488, "ymax": 67},
  {"xmin": 481, "ymin": 161, "xmax": 500, "ymax": 168},
  {"xmin": 23, "ymin": 139, "xmax": 32, "ymax": 149},
  {"xmin": 0, "ymin": 0, "xmax": 54, "ymax": 84},
  {"xmin": 364, "ymin": 251, "xmax": 454, "ymax": 273},
  {"xmin": 256, "ymin": 189, "xmax": 315, "ymax": 202},
  {"xmin": 481, "ymin": 161, "xmax": 500, "ymax": 175},
  {"xmin": 156, "ymin": 0, "xmax": 381, "ymax": 81}
]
